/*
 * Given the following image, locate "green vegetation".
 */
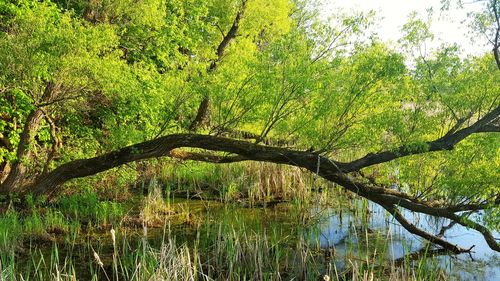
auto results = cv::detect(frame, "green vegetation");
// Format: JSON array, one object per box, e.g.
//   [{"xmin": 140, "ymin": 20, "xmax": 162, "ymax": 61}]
[
  {"xmin": 0, "ymin": 179, "xmax": 453, "ymax": 280},
  {"xmin": 0, "ymin": 0, "xmax": 499, "ymax": 279}
]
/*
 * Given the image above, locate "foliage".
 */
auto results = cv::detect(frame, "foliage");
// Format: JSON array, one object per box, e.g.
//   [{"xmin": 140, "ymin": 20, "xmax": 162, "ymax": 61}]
[{"xmin": 0, "ymin": 0, "xmax": 498, "ymax": 257}]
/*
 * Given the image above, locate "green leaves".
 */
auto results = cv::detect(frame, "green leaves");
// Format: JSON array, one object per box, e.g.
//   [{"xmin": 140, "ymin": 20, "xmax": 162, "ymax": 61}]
[
  {"xmin": 399, "ymin": 11, "xmax": 434, "ymax": 50},
  {"xmin": 0, "ymin": 0, "xmax": 498, "ymax": 228}
]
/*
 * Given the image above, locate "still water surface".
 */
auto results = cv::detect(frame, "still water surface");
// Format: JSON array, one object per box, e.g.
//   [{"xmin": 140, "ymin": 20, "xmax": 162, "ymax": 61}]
[
  {"xmin": 174, "ymin": 199, "xmax": 499, "ymax": 280},
  {"xmin": 312, "ymin": 202, "xmax": 499, "ymax": 281}
]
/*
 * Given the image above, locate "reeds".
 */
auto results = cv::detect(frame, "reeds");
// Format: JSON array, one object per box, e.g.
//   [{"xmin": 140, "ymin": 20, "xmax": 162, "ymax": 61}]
[
  {"xmin": 0, "ymin": 166, "xmax": 463, "ymax": 280},
  {"xmin": 0, "ymin": 198, "xmax": 452, "ymax": 281}
]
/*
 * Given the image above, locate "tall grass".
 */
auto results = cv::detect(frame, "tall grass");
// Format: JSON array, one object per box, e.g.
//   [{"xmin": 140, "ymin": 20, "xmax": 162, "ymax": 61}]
[
  {"xmin": 0, "ymin": 220, "xmax": 449, "ymax": 281},
  {"xmin": 0, "ymin": 163, "xmax": 458, "ymax": 281},
  {"xmin": 0, "ymin": 197, "xmax": 451, "ymax": 281},
  {"xmin": 160, "ymin": 162, "xmax": 336, "ymax": 206},
  {"xmin": 57, "ymin": 192, "xmax": 125, "ymax": 226}
]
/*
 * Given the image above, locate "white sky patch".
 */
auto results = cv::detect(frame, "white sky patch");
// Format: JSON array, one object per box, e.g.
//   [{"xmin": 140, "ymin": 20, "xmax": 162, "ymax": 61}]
[{"xmin": 322, "ymin": 0, "xmax": 489, "ymax": 56}]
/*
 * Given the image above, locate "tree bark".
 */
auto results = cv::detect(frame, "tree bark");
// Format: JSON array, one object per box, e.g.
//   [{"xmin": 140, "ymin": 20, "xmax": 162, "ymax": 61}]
[
  {"xmin": 20, "ymin": 129, "xmax": 499, "ymax": 253},
  {"xmin": 0, "ymin": 109, "xmax": 45, "ymax": 192},
  {"xmin": 0, "ymin": 83, "xmax": 57, "ymax": 193},
  {"xmin": 188, "ymin": 0, "xmax": 247, "ymax": 132},
  {"xmin": 188, "ymin": 95, "xmax": 211, "ymax": 131}
]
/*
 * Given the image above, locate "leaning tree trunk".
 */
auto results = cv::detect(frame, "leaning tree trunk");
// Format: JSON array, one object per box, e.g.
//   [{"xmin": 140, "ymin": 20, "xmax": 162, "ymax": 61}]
[
  {"xmin": 188, "ymin": 96, "xmax": 211, "ymax": 131},
  {"xmin": 26, "ymin": 106, "xmax": 500, "ymax": 253},
  {"xmin": 0, "ymin": 83, "xmax": 57, "ymax": 194},
  {"xmin": 0, "ymin": 109, "xmax": 45, "ymax": 193}
]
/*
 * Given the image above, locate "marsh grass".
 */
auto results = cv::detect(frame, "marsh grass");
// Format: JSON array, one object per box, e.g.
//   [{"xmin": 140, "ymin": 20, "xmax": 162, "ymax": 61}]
[
  {"xmin": 0, "ymin": 199, "xmax": 451, "ymax": 280},
  {"xmin": 160, "ymin": 161, "xmax": 339, "ymax": 206},
  {"xmin": 138, "ymin": 179, "xmax": 175, "ymax": 227},
  {"xmin": 0, "ymin": 166, "xmax": 456, "ymax": 280},
  {"xmin": 57, "ymin": 192, "xmax": 125, "ymax": 226}
]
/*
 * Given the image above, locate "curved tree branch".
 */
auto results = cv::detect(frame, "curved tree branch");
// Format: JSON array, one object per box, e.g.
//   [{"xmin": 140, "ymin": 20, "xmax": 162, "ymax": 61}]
[
  {"xmin": 9, "ymin": 133, "xmax": 496, "ymax": 253},
  {"xmin": 168, "ymin": 149, "xmax": 247, "ymax": 163},
  {"xmin": 381, "ymin": 203, "xmax": 468, "ymax": 254},
  {"xmin": 340, "ymin": 105, "xmax": 500, "ymax": 172}
]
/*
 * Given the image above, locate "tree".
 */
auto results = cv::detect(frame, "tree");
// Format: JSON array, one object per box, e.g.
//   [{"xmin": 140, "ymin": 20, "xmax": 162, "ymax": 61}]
[{"xmin": 0, "ymin": 0, "xmax": 499, "ymax": 253}]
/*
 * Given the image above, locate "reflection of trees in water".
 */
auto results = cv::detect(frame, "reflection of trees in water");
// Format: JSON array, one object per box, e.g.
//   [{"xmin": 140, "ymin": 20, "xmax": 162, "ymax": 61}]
[{"xmin": 310, "ymin": 200, "xmax": 499, "ymax": 280}]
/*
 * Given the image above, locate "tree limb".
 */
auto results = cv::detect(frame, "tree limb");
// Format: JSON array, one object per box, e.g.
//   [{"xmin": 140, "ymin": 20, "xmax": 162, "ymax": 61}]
[
  {"xmin": 381, "ymin": 203, "xmax": 468, "ymax": 254},
  {"xmin": 168, "ymin": 149, "xmax": 247, "ymax": 163},
  {"xmin": 8, "ymin": 133, "xmax": 495, "ymax": 253},
  {"xmin": 340, "ymin": 105, "xmax": 500, "ymax": 172},
  {"xmin": 189, "ymin": 0, "xmax": 248, "ymax": 131}
]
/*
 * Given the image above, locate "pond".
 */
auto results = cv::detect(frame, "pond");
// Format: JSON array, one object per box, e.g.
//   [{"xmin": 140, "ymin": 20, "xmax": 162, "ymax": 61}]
[
  {"xmin": 157, "ymin": 198, "xmax": 500, "ymax": 280},
  {"xmin": 3, "ymin": 196, "xmax": 498, "ymax": 280},
  {"xmin": 312, "ymin": 202, "xmax": 500, "ymax": 281}
]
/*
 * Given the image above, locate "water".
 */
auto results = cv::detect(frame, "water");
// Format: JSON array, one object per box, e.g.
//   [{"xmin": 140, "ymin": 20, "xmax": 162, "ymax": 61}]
[
  {"xmin": 158, "ymin": 198, "xmax": 500, "ymax": 280},
  {"xmin": 13, "ymin": 197, "xmax": 497, "ymax": 280},
  {"xmin": 313, "ymin": 201, "xmax": 500, "ymax": 280}
]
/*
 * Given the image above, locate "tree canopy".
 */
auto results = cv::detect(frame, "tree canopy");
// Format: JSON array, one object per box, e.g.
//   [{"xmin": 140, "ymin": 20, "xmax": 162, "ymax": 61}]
[{"xmin": 0, "ymin": 0, "xmax": 499, "ymax": 253}]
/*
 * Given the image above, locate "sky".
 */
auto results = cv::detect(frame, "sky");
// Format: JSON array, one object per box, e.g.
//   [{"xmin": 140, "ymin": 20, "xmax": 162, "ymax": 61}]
[{"xmin": 323, "ymin": 0, "xmax": 488, "ymax": 56}]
